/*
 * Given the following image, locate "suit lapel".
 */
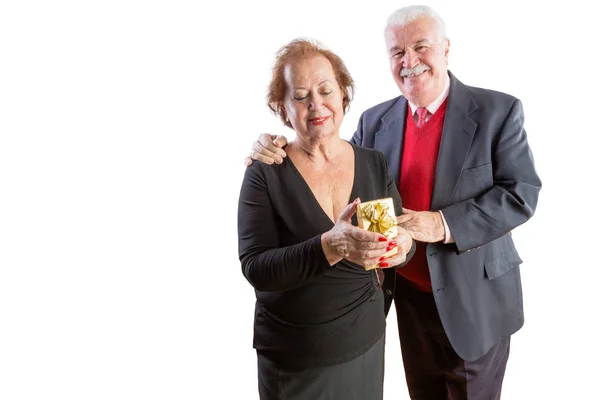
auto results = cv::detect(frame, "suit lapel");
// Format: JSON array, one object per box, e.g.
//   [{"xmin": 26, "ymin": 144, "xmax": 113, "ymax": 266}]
[
  {"xmin": 431, "ymin": 73, "xmax": 479, "ymax": 211},
  {"xmin": 375, "ymin": 97, "xmax": 407, "ymax": 185}
]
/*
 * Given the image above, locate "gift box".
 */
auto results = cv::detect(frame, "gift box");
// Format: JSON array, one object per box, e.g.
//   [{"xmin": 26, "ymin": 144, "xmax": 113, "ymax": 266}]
[{"xmin": 356, "ymin": 198, "xmax": 398, "ymax": 270}]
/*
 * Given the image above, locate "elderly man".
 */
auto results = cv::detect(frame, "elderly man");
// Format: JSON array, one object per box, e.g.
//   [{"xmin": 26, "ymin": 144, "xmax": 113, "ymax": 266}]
[{"xmin": 246, "ymin": 5, "xmax": 541, "ymax": 399}]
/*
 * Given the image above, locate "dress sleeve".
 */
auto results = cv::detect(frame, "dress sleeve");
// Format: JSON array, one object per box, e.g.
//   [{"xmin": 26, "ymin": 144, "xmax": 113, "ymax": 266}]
[{"xmin": 237, "ymin": 165, "xmax": 332, "ymax": 292}]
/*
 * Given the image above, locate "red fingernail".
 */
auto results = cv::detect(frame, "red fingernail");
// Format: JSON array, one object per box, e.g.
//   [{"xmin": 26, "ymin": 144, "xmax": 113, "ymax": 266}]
[
  {"xmin": 389, "ymin": 240, "xmax": 397, "ymax": 246},
  {"xmin": 379, "ymin": 256, "xmax": 386, "ymax": 261},
  {"xmin": 378, "ymin": 237, "xmax": 387, "ymax": 242},
  {"xmin": 379, "ymin": 262, "xmax": 389, "ymax": 268}
]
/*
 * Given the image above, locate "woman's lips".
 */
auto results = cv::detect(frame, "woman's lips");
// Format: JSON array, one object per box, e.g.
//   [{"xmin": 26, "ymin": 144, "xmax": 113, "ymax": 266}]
[{"xmin": 308, "ymin": 116, "xmax": 330, "ymax": 125}]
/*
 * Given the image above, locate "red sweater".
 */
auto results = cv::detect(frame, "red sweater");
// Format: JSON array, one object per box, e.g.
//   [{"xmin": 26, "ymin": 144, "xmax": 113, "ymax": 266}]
[{"xmin": 397, "ymin": 99, "xmax": 448, "ymax": 292}]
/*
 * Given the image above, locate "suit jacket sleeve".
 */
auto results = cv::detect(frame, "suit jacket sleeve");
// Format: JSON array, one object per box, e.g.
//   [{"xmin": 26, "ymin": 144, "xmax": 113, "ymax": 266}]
[
  {"xmin": 237, "ymin": 165, "xmax": 332, "ymax": 292},
  {"xmin": 440, "ymin": 99, "xmax": 542, "ymax": 252},
  {"xmin": 350, "ymin": 114, "xmax": 364, "ymax": 145}
]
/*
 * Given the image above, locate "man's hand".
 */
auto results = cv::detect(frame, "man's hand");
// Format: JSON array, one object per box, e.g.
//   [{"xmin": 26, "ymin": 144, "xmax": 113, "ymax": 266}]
[
  {"xmin": 244, "ymin": 134, "xmax": 289, "ymax": 166},
  {"xmin": 397, "ymin": 207, "xmax": 445, "ymax": 243}
]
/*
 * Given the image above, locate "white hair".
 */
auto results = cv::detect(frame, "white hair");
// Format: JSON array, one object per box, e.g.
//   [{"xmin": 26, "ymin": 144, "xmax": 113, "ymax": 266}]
[{"xmin": 385, "ymin": 5, "xmax": 447, "ymax": 40}]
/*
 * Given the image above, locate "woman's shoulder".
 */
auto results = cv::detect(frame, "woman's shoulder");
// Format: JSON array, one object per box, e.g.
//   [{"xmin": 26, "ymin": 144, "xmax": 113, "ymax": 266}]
[
  {"xmin": 243, "ymin": 157, "xmax": 296, "ymax": 185},
  {"xmin": 348, "ymin": 142, "xmax": 388, "ymax": 167}
]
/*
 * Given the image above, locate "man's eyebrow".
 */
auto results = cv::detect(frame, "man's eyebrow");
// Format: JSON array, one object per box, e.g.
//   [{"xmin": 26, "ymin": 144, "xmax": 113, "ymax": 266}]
[
  {"xmin": 389, "ymin": 39, "xmax": 433, "ymax": 53},
  {"xmin": 413, "ymin": 39, "xmax": 433, "ymax": 46}
]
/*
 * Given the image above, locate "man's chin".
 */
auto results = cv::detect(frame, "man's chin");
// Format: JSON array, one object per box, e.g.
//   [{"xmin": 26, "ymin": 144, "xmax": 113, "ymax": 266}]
[{"xmin": 400, "ymin": 81, "xmax": 429, "ymax": 100}]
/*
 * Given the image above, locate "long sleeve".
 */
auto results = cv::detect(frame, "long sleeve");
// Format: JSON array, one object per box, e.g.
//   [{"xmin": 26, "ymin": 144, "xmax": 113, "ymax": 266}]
[
  {"xmin": 237, "ymin": 165, "xmax": 331, "ymax": 292},
  {"xmin": 349, "ymin": 114, "xmax": 364, "ymax": 145},
  {"xmin": 440, "ymin": 99, "xmax": 542, "ymax": 252}
]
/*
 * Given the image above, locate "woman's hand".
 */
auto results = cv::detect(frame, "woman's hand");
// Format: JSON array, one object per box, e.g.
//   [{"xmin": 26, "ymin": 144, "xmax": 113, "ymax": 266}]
[
  {"xmin": 321, "ymin": 198, "xmax": 395, "ymax": 267},
  {"xmin": 378, "ymin": 226, "xmax": 413, "ymax": 268}
]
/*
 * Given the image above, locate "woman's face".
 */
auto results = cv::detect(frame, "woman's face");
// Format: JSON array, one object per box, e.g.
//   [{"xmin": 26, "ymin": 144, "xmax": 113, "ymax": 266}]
[{"xmin": 282, "ymin": 54, "xmax": 344, "ymax": 141}]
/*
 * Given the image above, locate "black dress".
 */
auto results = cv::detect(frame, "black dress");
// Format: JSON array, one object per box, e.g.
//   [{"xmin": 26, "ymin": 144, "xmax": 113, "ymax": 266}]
[{"xmin": 237, "ymin": 143, "xmax": 407, "ymax": 399}]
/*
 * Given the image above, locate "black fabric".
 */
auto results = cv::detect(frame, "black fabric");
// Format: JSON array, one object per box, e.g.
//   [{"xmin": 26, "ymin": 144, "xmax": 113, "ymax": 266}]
[
  {"xmin": 394, "ymin": 274, "xmax": 510, "ymax": 399},
  {"xmin": 257, "ymin": 334, "xmax": 385, "ymax": 400},
  {"xmin": 238, "ymin": 143, "xmax": 403, "ymax": 368}
]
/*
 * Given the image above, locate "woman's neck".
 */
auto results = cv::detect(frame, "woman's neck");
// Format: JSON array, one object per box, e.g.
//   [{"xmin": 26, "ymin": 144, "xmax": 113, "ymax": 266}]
[{"xmin": 289, "ymin": 135, "xmax": 344, "ymax": 164}]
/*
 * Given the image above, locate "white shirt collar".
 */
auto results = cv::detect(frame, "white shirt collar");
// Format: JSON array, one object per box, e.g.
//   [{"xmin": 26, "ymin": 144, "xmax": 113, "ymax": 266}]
[{"xmin": 407, "ymin": 76, "xmax": 450, "ymax": 115}]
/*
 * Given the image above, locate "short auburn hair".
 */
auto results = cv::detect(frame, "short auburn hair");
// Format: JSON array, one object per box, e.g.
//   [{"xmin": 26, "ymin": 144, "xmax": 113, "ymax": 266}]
[{"xmin": 267, "ymin": 38, "xmax": 355, "ymax": 129}]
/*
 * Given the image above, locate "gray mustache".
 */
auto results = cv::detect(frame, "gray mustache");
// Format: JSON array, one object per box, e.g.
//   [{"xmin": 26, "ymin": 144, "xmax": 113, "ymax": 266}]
[{"xmin": 400, "ymin": 64, "xmax": 431, "ymax": 77}]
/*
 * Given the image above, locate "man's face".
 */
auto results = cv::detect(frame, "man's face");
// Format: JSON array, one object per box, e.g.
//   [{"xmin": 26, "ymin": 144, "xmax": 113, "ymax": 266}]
[{"xmin": 385, "ymin": 16, "xmax": 450, "ymax": 107}]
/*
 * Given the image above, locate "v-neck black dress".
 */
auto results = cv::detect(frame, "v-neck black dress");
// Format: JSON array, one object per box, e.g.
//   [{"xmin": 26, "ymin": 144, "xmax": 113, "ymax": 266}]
[{"xmin": 237, "ymin": 142, "xmax": 402, "ymax": 368}]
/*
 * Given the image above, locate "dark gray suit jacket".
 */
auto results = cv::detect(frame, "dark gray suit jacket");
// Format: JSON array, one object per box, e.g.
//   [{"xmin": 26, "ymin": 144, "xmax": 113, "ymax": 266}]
[{"xmin": 352, "ymin": 72, "xmax": 542, "ymax": 361}]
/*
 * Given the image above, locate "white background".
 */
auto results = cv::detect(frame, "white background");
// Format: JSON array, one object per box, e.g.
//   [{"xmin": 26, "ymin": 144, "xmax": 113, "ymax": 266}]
[{"xmin": 1, "ymin": 1, "xmax": 598, "ymax": 399}]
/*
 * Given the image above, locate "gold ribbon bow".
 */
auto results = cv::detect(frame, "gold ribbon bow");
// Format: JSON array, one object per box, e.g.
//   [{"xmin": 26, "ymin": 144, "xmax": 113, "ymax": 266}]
[{"xmin": 359, "ymin": 202, "xmax": 396, "ymax": 237}]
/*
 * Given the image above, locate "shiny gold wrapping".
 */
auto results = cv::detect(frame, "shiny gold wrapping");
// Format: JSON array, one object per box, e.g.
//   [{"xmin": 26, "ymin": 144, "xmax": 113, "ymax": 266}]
[{"xmin": 356, "ymin": 198, "xmax": 398, "ymax": 270}]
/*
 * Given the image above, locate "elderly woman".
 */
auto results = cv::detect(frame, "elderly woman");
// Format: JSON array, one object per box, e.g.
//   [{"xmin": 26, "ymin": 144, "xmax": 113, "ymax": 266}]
[{"xmin": 237, "ymin": 39, "xmax": 415, "ymax": 399}]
